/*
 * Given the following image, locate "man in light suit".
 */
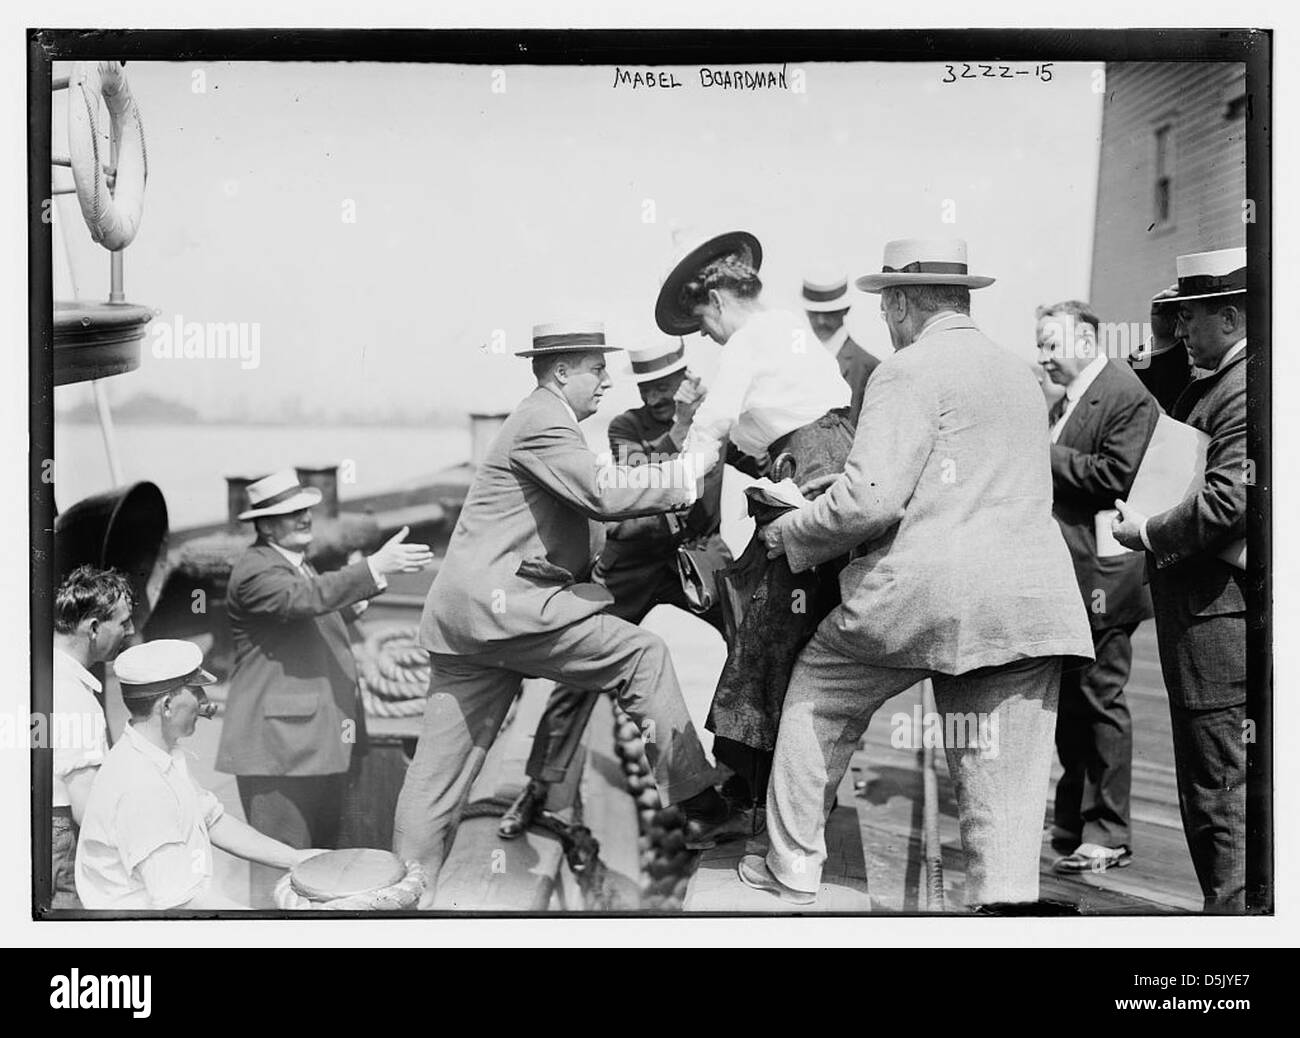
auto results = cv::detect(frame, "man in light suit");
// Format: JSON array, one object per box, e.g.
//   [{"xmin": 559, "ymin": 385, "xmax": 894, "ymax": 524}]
[
  {"xmin": 1037, "ymin": 300, "xmax": 1159, "ymax": 872},
  {"xmin": 1113, "ymin": 247, "xmax": 1249, "ymax": 912},
  {"xmin": 218, "ymin": 469, "xmax": 432, "ymax": 905},
  {"xmin": 497, "ymin": 339, "xmax": 731, "ymax": 839},
  {"xmin": 392, "ymin": 321, "xmax": 743, "ymax": 903},
  {"xmin": 742, "ymin": 239, "xmax": 1094, "ymax": 907}
]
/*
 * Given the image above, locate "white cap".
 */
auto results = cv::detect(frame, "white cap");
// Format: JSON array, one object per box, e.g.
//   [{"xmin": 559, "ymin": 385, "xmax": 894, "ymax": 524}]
[{"xmin": 114, "ymin": 639, "xmax": 216, "ymax": 700}]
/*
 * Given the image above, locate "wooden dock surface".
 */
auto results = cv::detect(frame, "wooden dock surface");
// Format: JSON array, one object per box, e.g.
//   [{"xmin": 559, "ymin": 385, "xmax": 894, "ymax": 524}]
[{"xmin": 163, "ymin": 588, "xmax": 1201, "ymax": 914}]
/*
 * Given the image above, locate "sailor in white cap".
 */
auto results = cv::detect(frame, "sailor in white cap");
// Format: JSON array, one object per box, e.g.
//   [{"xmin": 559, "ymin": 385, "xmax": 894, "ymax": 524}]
[
  {"xmin": 393, "ymin": 320, "xmax": 749, "ymax": 904},
  {"xmin": 75, "ymin": 640, "xmax": 322, "ymax": 909},
  {"xmin": 1112, "ymin": 245, "xmax": 1249, "ymax": 911},
  {"xmin": 744, "ymin": 237, "xmax": 1093, "ymax": 907},
  {"xmin": 496, "ymin": 338, "xmax": 733, "ymax": 840},
  {"xmin": 801, "ymin": 267, "xmax": 881, "ymax": 426},
  {"xmin": 218, "ymin": 467, "xmax": 432, "ymax": 907}
]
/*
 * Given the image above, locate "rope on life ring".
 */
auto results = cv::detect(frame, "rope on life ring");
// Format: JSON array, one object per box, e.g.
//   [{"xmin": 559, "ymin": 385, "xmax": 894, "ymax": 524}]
[
  {"xmin": 67, "ymin": 61, "xmax": 148, "ymax": 251},
  {"xmin": 273, "ymin": 860, "xmax": 427, "ymax": 910}
]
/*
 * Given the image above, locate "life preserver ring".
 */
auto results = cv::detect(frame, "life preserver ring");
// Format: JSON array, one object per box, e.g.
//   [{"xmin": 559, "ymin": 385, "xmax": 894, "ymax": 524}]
[{"xmin": 67, "ymin": 61, "xmax": 147, "ymax": 251}]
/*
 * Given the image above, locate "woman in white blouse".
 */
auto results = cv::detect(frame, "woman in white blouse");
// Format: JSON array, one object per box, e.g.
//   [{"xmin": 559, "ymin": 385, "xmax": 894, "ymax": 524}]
[{"xmin": 655, "ymin": 231, "xmax": 857, "ymax": 819}]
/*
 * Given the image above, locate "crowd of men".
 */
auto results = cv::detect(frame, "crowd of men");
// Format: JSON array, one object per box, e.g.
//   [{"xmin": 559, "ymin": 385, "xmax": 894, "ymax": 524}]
[{"xmin": 49, "ymin": 236, "xmax": 1251, "ymax": 914}]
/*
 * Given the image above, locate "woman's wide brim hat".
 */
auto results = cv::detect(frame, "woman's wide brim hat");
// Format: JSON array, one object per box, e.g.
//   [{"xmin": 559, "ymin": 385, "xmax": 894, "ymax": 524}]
[
  {"xmin": 238, "ymin": 468, "xmax": 323, "ymax": 520},
  {"xmin": 855, "ymin": 238, "xmax": 995, "ymax": 292},
  {"xmin": 655, "ymin": 229, "xmax": 763, "ymax": 335},
  {"xmin": 514, "ymin": 320, "xmax": 622, "ymax": 358},
  {"xmin": 1159, "ymin": 247, "xmax": 1246, "ymax": 302}
]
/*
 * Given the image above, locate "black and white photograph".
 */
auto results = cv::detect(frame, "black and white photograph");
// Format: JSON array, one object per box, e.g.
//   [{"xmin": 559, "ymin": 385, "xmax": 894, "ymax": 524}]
[{"xmin": 12, "ymin": 10, "xmax": 1282, "ymax": 962}]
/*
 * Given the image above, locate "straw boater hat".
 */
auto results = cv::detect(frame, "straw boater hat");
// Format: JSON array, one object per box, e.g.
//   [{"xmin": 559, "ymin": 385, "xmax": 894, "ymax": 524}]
[
  {"xmin": 855, "ymin": 238, "xmax": 995, "ymax": 293},
  {"xmin": 238, "ymin": 468, "xmax": 323, "ymax": 521},
  {"xmin": 514, "ymin": 320, "xmax": 621, "ymax": 358},
  {"xmin": 114, "ymin": 639, "xmax": 216, "ymax": 701},
  {"xmin": 1159, "ymin": 247, "xmax": 1246, "ymax": 302},
  {"xmin": 802, "ymin": 270, "xmax": 854, "ymax": 313},
  {"xmin": 655, "ymin": 229, "xmax": 763, "ymax": 336},
  {"xmin": 627, "ymin": 339, "xmax": 688, "ymax": 384}
]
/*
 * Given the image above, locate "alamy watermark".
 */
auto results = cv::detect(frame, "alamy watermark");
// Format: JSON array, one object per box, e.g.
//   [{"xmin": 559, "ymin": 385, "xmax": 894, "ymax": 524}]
[
  {"xmin": 1040, "ymin": 313, "xmax": 1156, "ymax": 369},
  {"xmin": 890, "ymin": 706, "xmax": 1000, "ymax": 758},
  {"xmin": 149, "ymin": 313, "xmax": 261, "ymax": 369}
]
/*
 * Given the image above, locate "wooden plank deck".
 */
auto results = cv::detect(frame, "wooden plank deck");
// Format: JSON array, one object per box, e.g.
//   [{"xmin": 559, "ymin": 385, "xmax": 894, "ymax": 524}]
[{"xmin": 148, "ymin": 576, "xmax": 1202, "ymax": 915}]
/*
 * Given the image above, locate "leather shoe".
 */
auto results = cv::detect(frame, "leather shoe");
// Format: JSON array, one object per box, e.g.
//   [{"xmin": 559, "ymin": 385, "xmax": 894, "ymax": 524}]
[
  {"xmin": 737, "ymin": 854, "xmax": 816, "ymax": 905},
  {"xmin": 498, "ymin": 780, "xmax": 546, "ymax": 840},
  {"xmin": 683, "ymin": 802, "xmax": 752, "ymax": 850}
]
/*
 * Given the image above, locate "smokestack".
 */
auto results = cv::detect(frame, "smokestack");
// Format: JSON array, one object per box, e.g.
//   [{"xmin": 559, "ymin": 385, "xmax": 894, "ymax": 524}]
[
  {"xmin": 224, "ymin": 474, "xmax": 267, "ymax": 530},
  {"xmin": 469, "ymin": 413, "xmax": 509, "ymax": 468},
  {"xmin": 295, "ymin": 464, "xmax": 340, "ymax": 519}
]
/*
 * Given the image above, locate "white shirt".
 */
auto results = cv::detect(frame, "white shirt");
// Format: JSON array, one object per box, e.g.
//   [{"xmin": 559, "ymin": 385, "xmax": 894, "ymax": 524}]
[
  {"xmin": 52, "ymin": 648, "xmax": 108, "ymax": 808},
  {"xmin": 821, "ymin": 323, "xmax": 849, "ymax": 357},
  {"xmin": 269, "ymin": 540, "xmax": 385, "ymax": 590},
  {"xmin": 75, "ymin": 723, "xmax": 225, "ymax": 909},
  {"xmin": 1050, "ymin": 354, "xmax": 1108, "ymax": 444},
  {"xmin": 684, "ymin": 308, "xmax": 850, "ymax": 474}
]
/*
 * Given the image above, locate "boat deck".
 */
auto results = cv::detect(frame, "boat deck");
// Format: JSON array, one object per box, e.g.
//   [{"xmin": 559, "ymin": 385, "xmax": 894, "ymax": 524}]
[{"xmin": 140, "ymin": 596, "xmax": 1199, "ymax": 914}]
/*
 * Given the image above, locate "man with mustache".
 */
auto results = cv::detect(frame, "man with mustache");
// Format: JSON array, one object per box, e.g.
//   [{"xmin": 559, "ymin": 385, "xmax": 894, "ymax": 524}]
[{"xmin": 76, "ymin": 639, "xmax": 322, "ymax": 909}]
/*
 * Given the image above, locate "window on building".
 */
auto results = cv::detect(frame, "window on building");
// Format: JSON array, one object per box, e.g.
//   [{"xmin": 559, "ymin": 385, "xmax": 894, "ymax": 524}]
[
  {"xmin": 1153, "ymin": 121, "xmax": 1175, "ymax": 228},
  {"xmin": 1223, "ymin": 67, "xmax": 1248, "ymax": 120}
]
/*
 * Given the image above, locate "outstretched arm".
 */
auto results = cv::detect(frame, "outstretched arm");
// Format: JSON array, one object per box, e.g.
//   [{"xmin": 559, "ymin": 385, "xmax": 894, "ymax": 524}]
[{"xmin": 511, "ymin": 422, "xmax": 696, "ymax": 521}]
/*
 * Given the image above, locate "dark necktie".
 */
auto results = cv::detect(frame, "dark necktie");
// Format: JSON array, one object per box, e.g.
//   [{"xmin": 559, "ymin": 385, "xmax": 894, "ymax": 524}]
[{"xmin": 1048, "ymin": 395, "xmax": 1068, "ymax": 429}]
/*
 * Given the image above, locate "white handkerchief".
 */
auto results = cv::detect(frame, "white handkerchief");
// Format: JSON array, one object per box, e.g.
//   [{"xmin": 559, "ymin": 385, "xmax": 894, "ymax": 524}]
[{"xmin": 744, "ymin": 477, "xmax": 809, "ymax": 511}]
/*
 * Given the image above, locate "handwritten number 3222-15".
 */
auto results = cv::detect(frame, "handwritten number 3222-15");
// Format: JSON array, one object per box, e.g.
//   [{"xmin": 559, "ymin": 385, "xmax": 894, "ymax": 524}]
[{"xmin": 941, "ymin": 63, "xmax": 1054, "ymax": 83}]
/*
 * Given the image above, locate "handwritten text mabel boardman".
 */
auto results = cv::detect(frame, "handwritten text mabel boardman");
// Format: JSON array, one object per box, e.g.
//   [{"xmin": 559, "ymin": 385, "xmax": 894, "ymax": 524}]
[{"xmin": 613, "ymin": 64, "xmax": 790, "ymax": 90}]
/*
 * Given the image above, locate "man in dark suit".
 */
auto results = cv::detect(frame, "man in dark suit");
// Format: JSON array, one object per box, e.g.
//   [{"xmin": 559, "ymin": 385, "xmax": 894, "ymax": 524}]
[
  {"xmin": 217, "ymin": 469, "xmax": 432, "ymax": 906},
  {"xmin": 392, "ymin": 321, "xmax": 746, "ymax": 905},
  {"xmin": 497, "ymin": 339, "xmax": 732, "ymax": 838},
  {"xmin": 1036, "ymin": 301, "xmax": 1160, "ymax": 872},
  {"xmin": 1114, "ymin": 247, "xmax": 1249, "ymax": 912},
  {"xmin": 802, "ymin": 270, "xmax": 880, "ymax": 427}
]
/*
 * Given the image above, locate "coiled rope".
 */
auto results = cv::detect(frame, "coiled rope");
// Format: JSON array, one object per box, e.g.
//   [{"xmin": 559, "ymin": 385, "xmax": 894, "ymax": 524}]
[{"xmin": 355, "ymin": 623, "xmax": 430, "ymax": 718}]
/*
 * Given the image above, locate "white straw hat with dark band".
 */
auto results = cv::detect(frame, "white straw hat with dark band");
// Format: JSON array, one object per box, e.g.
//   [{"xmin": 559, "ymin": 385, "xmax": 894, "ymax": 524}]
[
  {"xmin": 855, "ymin": 238, "xmax": 995, "ymax": 292},
  {"xmin": 802, "ymin": 273, "xmax": 853, "ymax": 313},
  {"xmin": 628, "ymin": 339, "xmax": 688, "ymax": 384},
  {"xmin": 515, "ymin": 320, "xmax": 622, "ymax": 358},
  {"xmin": 1159, "ymin": 247, "xmax": 1246, "ymax": 302},
  {"xmin": 238, "ymin": 468, "xmax": 323, "ymax": 520}
]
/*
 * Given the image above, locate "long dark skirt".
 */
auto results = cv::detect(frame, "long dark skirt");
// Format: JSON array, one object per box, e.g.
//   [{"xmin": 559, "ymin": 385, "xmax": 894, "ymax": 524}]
[{"xmin": 707, "ymin": 408, "xmax": 855, "ymax": 805}]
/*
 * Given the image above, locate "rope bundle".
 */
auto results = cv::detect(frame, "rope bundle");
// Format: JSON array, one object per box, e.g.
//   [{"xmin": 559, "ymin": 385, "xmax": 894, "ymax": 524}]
[
  {"xmin": 355, "ymin": 623, "xmax": 430, "ymax": 718},
  {"xmin": 612, "ymin": 704, "xmax": 693, "ymax": 910}
]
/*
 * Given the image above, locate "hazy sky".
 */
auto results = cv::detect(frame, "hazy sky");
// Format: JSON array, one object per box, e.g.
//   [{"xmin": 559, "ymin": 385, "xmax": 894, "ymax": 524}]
[{"xmin": 51, "ymin": 58, "xmax": 1103, "ymax": 422}]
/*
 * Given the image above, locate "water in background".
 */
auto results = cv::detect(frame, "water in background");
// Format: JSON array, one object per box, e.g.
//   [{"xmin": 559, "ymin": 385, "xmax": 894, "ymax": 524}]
[{"xmin": 53, "ymin": 422, "xmax": 472, "ymax": 529}]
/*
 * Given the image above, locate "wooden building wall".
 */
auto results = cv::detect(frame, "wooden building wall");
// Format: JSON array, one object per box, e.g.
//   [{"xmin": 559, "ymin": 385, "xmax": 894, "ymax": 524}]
[{"xmin": 1089, "ymin": 62, "xmax": 1247, "ymax": 329}]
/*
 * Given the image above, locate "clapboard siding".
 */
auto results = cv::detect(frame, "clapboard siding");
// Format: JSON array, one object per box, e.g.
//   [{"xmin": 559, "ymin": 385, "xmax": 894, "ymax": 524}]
[{"xmin": 1090, "ymin": 62, "xmax": 1247, "ymax": 329}]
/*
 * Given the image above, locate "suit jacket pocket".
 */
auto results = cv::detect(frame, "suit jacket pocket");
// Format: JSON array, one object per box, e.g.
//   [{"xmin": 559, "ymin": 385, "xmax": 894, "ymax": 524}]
[
  {"xmin": 516, "ymin": 556, "xmax": 576, "ymax": 586},
  {"xmin": 263, "ymin": 692, "xmax": 321, "ymax": 719},
  {"xmin": 1188, "ymin": 564, "xmax": 1246, "ymax": 618}
]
